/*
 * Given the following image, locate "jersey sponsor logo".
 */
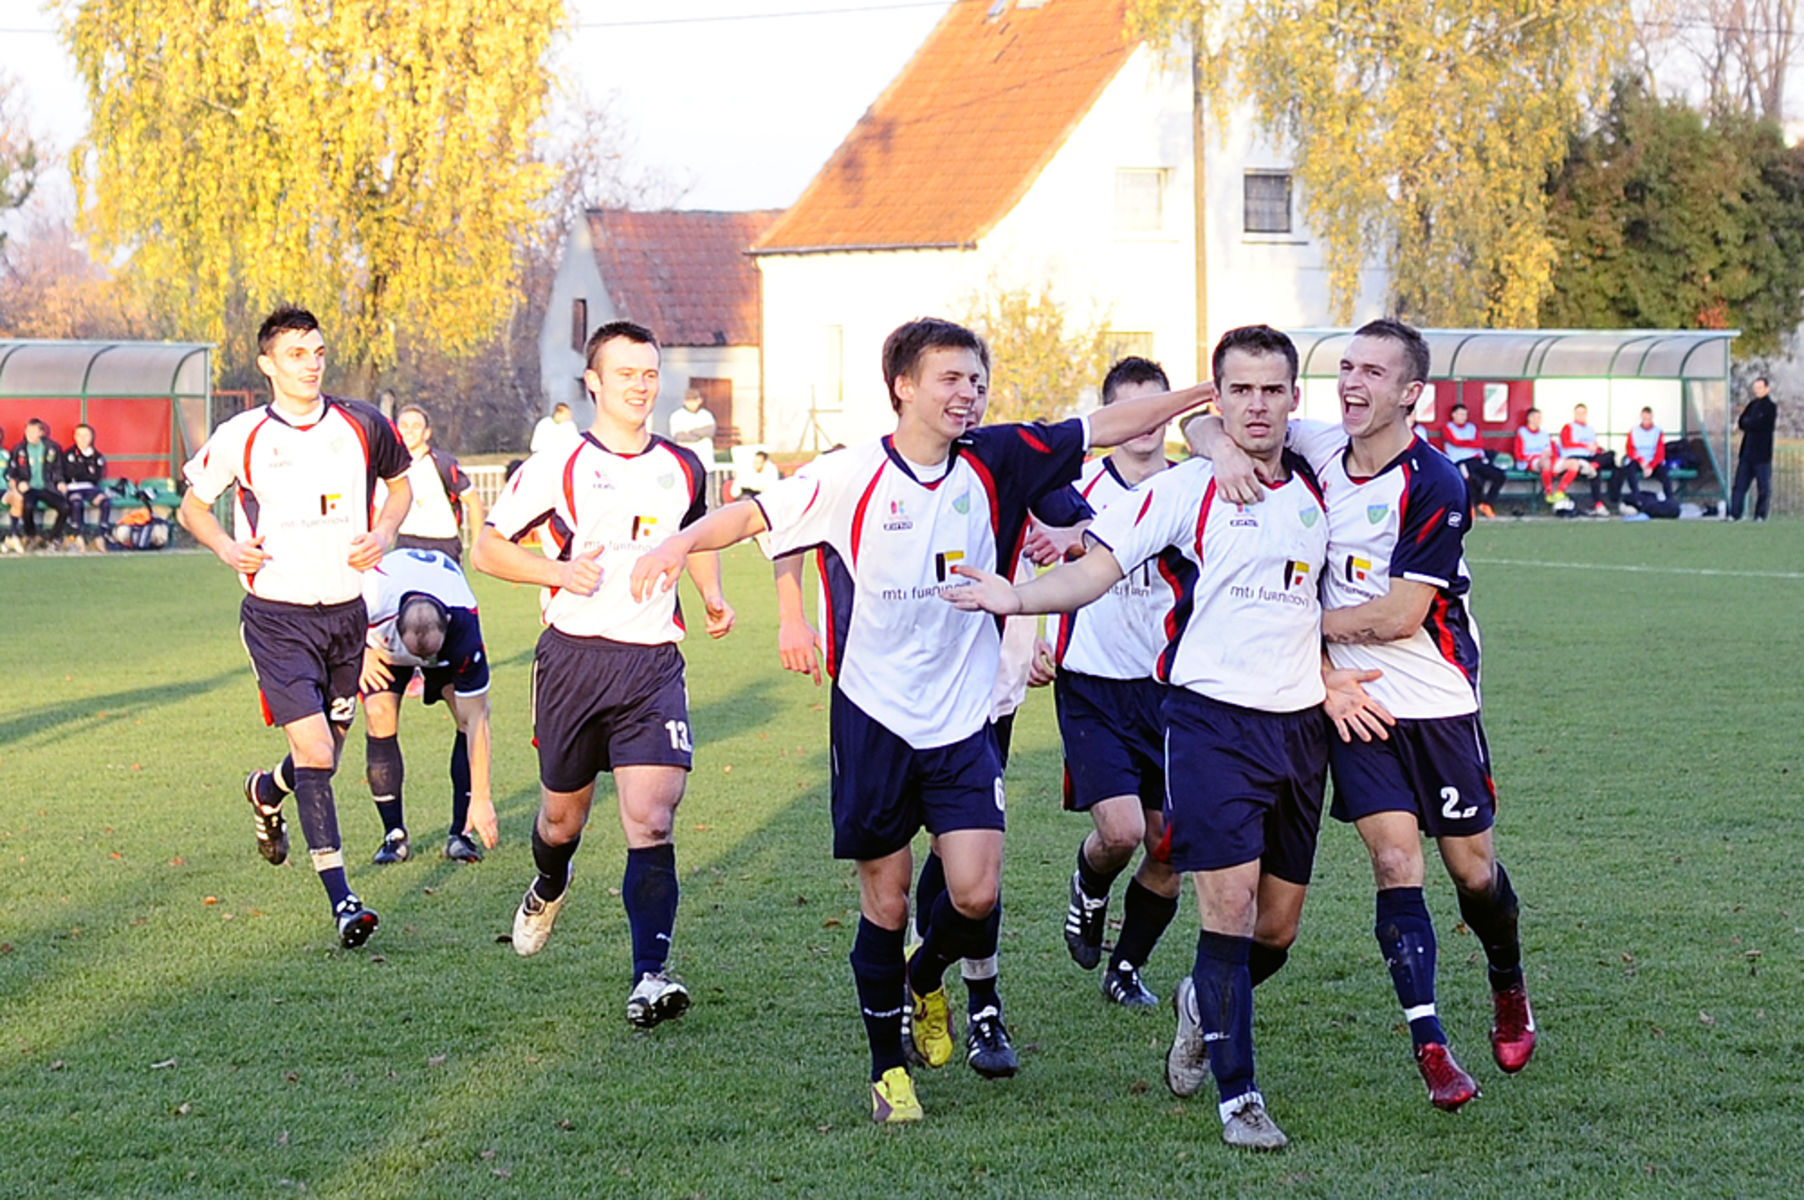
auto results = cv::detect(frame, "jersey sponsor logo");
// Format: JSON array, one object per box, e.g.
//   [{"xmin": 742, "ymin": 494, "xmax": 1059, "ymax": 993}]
[
  {"xmin": 934, "ymin": 549, "xmax": 965, "ymax": 582},
  {"xmin": 1448, "ymin": 510, "xmax": 1464, "ymax": 528},
  {"xmin": 1367, "ymin": 503, "xmax": 1389, "ymax": 524},
  {"xmin": 631, "ymin": 515, "xmax": 660, "ymax": 542},
  {"xmin": 1282, "ymin": 559, "xmax": 1311, "ymax": 590},
  {"xmin": 1346, "ymin": 555, "xmax": 1371, "ymax": 582},
  {"xmin": 882, "ymin": 499, "xmax": 913, "ymax": 531},
  {"xmin": 320, "ymin": 493, "xmax": 342, "ymax": 515},
  {"xmin": 1228, "ymin": 502, "xmax": 1258, "ymax": 528}
]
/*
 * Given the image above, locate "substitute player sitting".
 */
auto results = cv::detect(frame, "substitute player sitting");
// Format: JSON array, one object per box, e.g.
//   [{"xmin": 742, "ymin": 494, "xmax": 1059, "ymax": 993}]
[
  {"xmin": 1191, "ymin": 318, "xmax": 1537, "ymax": 1113},
  {"xmin": 178, "ymin": 306, "xmax": 412, "ymax": 948},
  {"xmin": 946, "ymin": 325, "xmax": 1385, "ymax": 1150},
  {"xmin": 472, "ymin": 320, "xmax": 734, "ymax": 1030},
  {"xmin": 359, "ymin": 547, "xmax": 498, "ymax": 865}
]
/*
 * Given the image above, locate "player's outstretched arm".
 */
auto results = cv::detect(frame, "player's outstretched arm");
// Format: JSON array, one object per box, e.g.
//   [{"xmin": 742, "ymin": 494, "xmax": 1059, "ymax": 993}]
[
  {"xmin": 1088, "ymin": 381, "xmax": 1216, "ymax": 449},
  {"xmin": 470, "ymin": 525, "xmax": 605, "ymax": 596},
  {"xmin": 179, "ymin": 489, "xmax": 271, "ymax": 574},
  {"xmin": 350, "ymin": 474, "xmax": 411, "ymax": 569},
  {"xmin": 684, "ymin": 549, "xmax": 736, "ymax": 639},
  {"xmin": 773, "ymin": 554, "xmax": 822, "ymax": 685},
  {"xmin": 1322, "ymin": 662, "xmax": 1394, "ymax": 743},
  {"xmin": 1322, "ymin": 578, "xmax": 1436, "ymax": 645},
  {"xmin": 629, "ymin": 500, "xmax": 769, "ymax": 600},
  {"xmin": 944, "ymin": 543, "xmax": 1125, "ymax": 616},
  {"xmin": 448, "ymin": 690, "xmax": 497, "ymax": 849},
  {"xmin": 1179, "ymin": 414, "xmax": 1265, "ymax": 505}
]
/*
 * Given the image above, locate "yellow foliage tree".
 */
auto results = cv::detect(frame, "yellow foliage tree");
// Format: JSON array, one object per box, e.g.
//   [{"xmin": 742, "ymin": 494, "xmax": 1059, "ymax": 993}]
[
  {"xmin": 1129, "ymin": 0, "xmax": 1631, "ymax": 327},
  {"xmin": 962, "ymin": 281, "xmax": 1114, "ymax": 425},
  {"xmin": 61, "ymin": 0, "xmax": 567, "ymax": 390}
]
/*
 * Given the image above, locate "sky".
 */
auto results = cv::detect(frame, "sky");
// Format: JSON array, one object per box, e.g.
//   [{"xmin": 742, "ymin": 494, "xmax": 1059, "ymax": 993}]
[{"xmin": 0, "ymin": 0, "xmax": 955, "ymax": 213}]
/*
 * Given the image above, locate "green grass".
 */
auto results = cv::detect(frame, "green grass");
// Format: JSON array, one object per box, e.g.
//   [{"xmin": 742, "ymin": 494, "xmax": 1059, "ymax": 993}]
[{"xmin": 3, "ymin": 519, "xmax": 1803, "ymax": 1198}]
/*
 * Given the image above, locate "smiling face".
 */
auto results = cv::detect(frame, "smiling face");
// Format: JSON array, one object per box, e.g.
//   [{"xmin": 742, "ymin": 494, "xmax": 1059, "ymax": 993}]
[
  {"xmin": 585, "ymin": 336, "xmax": 661, "ymax": 434},
  {"xmin": 895, "ymin": 345, "xmax": 985, "ymax": 446},
  {"xmin": 1337, "ymin": 334, "xmax": 1420, "ymax": 441},
  {"xmin": 396, "ymin": 410, "xmax": 429, "ymax": 455},
  {"xmin": 1217, "ymin": 348, "xmax": 1297, "ymax": 466},
  {"xmin": 258, "ymin": 329, "xmax": 327, "ymax": 409}
]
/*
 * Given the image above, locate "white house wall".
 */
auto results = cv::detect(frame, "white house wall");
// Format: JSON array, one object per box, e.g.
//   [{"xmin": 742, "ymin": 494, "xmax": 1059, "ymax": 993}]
[{"xmin": 539, "ymin": 219, "xmax": 615, "ymax": 427}]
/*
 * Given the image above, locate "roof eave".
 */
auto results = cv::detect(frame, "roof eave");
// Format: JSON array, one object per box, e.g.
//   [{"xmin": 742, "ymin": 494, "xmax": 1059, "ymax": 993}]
[{"xmin": 748, "ymin": 241, "xmax": 977, "ymax": 258}]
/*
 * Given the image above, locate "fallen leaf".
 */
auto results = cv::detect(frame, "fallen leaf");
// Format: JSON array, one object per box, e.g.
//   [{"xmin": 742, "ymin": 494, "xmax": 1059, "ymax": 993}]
[
  {"xmin": 151, "ymin": 1058, "xmax": 177, "ymax": 1070},
  {"xmin": 721, "ymin": 764, "xmax": 733, "ymax": 774},
  {"xmin": 369, "ymin": 955, "xmax": 385, "ymax": 963},
  {"xmin": 277, "ymin": 1130, "xmax": 289, "ymax": 1146},
  {"xmin": 822, "ymin": 918, "xmax": 840, "ymax": 928},
  {"xmin": 480, "ymin": 1149, "xmax": 497, "ymax": 1161},
  {"xmin": 1128, "ymin": 1079, "xmax": 1149, "ymax": 1095},
  {"xmin": 203, "ymin": 896, "xmax": 219, "ymax": 906},
  {"xmin": 428, "ymin": 1055, "xmax": 447, "ymax": 1067},
  {"xmin": 49, "ymin": 1060, "xmax": 64, "ymax": 1071},
  {"xmin": 1698, "ymin": 1011, "xmax": 1716, "ymax": 1026},
  {"xmin": 556, "ymin": 1118, "xmax": 574, "ymax": 1131},
  {"xmin": 693, "ymin": 824, "xmax": 711, "ymax": 832},
  {"xmin": 169, "ymin": 857, "xmax": 185, "ymax": 866},
  {"xmin": 110, "ymin": 851, "xmax": 123, "ymax": 860},
  {"xmin": 492, "ymin": 1169, "xmax": 512, "ymax": 1179},
  {"xmin": 422, "ymin": 887, "xmax": 435, "ymax": 895},
  {"xmin": 284, "ymin": 1072, "xmax": 298, "ymax": 1083},
  {"xmin": 175, "ymin": 1102, "xmax": 191, "ymax": 1115}
]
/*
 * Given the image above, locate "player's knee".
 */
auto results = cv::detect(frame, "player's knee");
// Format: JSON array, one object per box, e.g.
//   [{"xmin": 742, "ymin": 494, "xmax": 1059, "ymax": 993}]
[
  {"xmin": 865, "ymin": 890, "xmax": 910, "ymax": 930},
  {"xmin": 1448, "ymin": 855, "xmax": 1498, "ymax": 898},
  {"xmin": 1368, "ymin": 843, "xmax": 1421, "ymax": 889},
  {"xmin": 948, "ymin": 879, "xmax": 998, "ymax": 919}
]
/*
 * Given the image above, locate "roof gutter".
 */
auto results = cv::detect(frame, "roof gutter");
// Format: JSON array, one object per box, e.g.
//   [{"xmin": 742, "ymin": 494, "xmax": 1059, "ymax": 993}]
[{"xmin": 747, "ymin": 241, "xmax": 978, "ymax": 257}]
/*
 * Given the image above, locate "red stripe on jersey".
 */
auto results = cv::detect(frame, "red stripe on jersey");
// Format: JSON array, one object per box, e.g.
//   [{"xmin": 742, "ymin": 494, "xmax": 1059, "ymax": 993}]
[
  {"xmin": 816, "ymin": 546, "xmax": 840, "ymax": 679},
  {"xmin": 560, "ymin": 443, "xmax": 583, "ymax": 537},
  {"xmin": 1429, "ymin": 593, "xmax": 1470, "ymax": 682},
  {"xmin": 1396, "ymin": 458, "xmax": 1414, "ymax": 526},
  {"xmin": 848, "ymin": 464, "xmax": 885, "ymax": 569},
  {"xmin": 1135, "ymin": 490, "xmax": 1156, "ymax": 524},
  {"xmin": 1053, "ymin": 602, "xmax": 1076, "ymax": 665},
  {"xmin": 1415, "ymin": 505, "xmax": 1446, "ymax": 544},
  {"xmin": 241, "ymin": 413, "xmax": 273, "ymax": 489},
  {"xmin": 1015, "ymin": 427, "xmax": 1050, "ymax": 454},
  {"xmin": 1079, "ymin": 468, "xmax": 1109, "ymax": 501},
  {"xmin": 1192, "ymin": 478, "xmax": 1217, "ymax": 559},
  {"xmin": 671, "ymin": 444, "xmax": 701, "ymax": 506},
  {"xmin": 258, "ymin": 689, "xmax": 275, "ymax": 728},
  {"xmin": 963, "ymin": 453, "xmax": 1002, "ymax": 534}
]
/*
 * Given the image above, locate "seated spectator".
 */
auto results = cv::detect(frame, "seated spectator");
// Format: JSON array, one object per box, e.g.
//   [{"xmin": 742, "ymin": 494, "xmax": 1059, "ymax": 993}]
[
  {"xmin": 529, "ymin": 402, "xmax": 580, "ymax": 455},
  {"xmin": 1612, "ymin": 406, "xmax": 1672, "ymax": 506},
  {"xmin": 1440, "ymin": 401, "xmax": 1503, "ymax": 518},
  {"xmin": 6, "ymin": 418, "xmax": 73, "ymax": 550},
  {"xmin": 1515, "ymin": 407, "xmax": 1588, "ymax": 513},
  {"xmin": 1558, "ymin": 403, "xmax": 1613, "ymax": 515},
  {"xmin": 62, "ymin": 423, "xmax": 112, "ymax": 545},
  {"xmin": 735, "ymin": 450, "xmax": 783, "ymax": 499}
]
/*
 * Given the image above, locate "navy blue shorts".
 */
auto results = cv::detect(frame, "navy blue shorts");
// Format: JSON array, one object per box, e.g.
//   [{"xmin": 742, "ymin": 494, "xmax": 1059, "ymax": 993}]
[
  {"xmin": 1329, "ymin": 712, "xmax": 1496, "ymax": 838},
  {"xmin": 239, "ymin": 594, "xmax": 366, "ymax": 729},
  {"xmin": 530, "ymin": 628, "xmax": 691, "ymax": 792},
  {"xmin": 829, "ymin": 687, "xmax": 1005, "ymax": 861},
  {"xmin": 1160, "ymin": 689, "xmax": 1328, "ymax": 883},
  {"xmin": 1056, "ymin": 670, "xmax": 1165, "ymax": 812}
]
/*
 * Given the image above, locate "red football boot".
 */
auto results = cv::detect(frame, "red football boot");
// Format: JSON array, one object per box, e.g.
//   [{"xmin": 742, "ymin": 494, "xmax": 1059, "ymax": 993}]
[
  {"xmin": 1490, "ymin": 983, "xmax": 1538, "ymax": 1074},
  {"xmin": 1415, "ymin": 1043, "xmax": 1479, "ymax": 1112}
]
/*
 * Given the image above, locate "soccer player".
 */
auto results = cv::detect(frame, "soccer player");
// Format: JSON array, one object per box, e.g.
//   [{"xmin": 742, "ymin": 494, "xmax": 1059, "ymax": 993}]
[
  {"xmin": 1191, "ymin": 318, "xmax": 1537, "ymax": 1113},
  {"xmin": 1558, "ymin": 403, "xmax": 1610, "ymax": 516},
  {"xmin": 6, "ymin": 418, "xmax": 73, "ymax": 549},
  {"xmin": 1049, "ymin": 356, "xmax": 1183, "ymax": 1009},
  {"xmin": 1514, "ymin": 407, "xmax": 1582, "ymax": 512},
  {"xmin": 1613, "ymin": 406, "xmax": 1672, "ymax": 506},
  {"xmin": 629, "ymin": 316, "xmax": 1212, "ymax": 1124},
  {"xmin": 387, "ymin": 404, "xmax": 481, "ymax": 562},
  {"xmin": 359, "ymin": 547, "xmax": 498, "ymax": 865},
  {"xmin": 1439, "ymin": 402, "xmax": 1502, "ymax": 519},
  {"xmin": 471, "ymin": 320, "xmax": 734, "ymax": 1029},
  {"xmin": 946, "ymin": 324, "xmax": 1371, "ymax": 1149},
  {"xmin": 62, "ymin": 423, "xmax": 111, "ymax": 546},
  {"xmin": 178, "ymin": 306, "xmax": 413, "ymax": 948}
]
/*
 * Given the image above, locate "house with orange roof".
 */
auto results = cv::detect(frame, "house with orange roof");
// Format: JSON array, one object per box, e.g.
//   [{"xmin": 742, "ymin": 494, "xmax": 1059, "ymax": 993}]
[
  {"xmin": 751, "ymin": 0, "xmax": 1388, "ymax": 449},
  {"xmin": 541, "ymin": 207, "xmax": 781, "ymax": 449}
]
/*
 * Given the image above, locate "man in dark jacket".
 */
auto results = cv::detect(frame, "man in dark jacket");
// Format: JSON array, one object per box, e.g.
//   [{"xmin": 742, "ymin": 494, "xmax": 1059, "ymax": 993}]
[
  {"xmin": 6, "ymin": 418, "xmax": 73, "ymax": 548},
  {"xmin": 62, "ymin": 422, "xmax": 111, "ymax": 542},
  {"xmin": 1728, "ymin": 377, "xmax": 1777, "ymax": 521}
]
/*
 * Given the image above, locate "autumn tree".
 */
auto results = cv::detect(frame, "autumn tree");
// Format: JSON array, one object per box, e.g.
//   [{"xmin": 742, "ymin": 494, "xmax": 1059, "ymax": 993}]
[
  {"xmin": 61, "ymin": 0, "xmax": 567, "ymax": 394},
  {"xmin": 1636, "ymin": 0, "xmax": 1800, "ymax": 120},
  {"xmin": 1542, "ymin": 78, "xmax": 1804, "ymax": 352},
  {"xmin": 0, "ymin": 76, "xmax": 39, "ymax": 257},
  {"xmin": 962, "ymin": 281, "xmax": 1114, "ymax": 425},
  {"xmin": 1129, "ymin": 0, "xmax": 1632, "ymax": 327},
  {"xmin": 0, "ymin": 213, "xmax": 146, "ymax": 340}
]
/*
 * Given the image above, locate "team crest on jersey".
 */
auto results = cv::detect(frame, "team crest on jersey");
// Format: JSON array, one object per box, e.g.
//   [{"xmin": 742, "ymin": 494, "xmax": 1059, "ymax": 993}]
[
  {"xmin": 883, "ymin": 499, "xmax": 913, "ymax": 532},
  {"xmin": 1345, "ymin": 555, "xmax": 1371, "ymax": 583},
  {"xmin": 1283, "ymin": 559, "xmax": 1311, "ymax": 589},
  {"xmin": 632, "ymin": 515, "xmax": 660, "ymax": 542},
  {"xmin": 1300, "ymin": 507, "xmax": 1319, "ymax": 528},
  {"xmin": 1366, "ymin": 503, "xmax": 1389, "ymax": 524},
  {"xmin": 934, "ymin": 549, "xmax": 965, "ymax": 582},
  {"xmin": 319, "ymin": 493, "xmax": 342, "ymax": 515},
  {"xmin": 656, "ymin": 472, "xmax": 676, "ymax": 490},
  {"xmin": 952, "ymin": 492, "xmax": 971, "ymax": 515}
]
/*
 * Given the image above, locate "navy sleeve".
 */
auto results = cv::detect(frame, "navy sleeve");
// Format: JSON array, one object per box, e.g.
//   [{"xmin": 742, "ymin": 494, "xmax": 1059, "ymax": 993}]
[
  {"xmin": 444, "ymin": 609, "xmax": 490, "ymax": 695},
  {"xmin": 667, "ymin": 441, "xmax": 708, "ymax": 529},
  {"xmin": 1392, "ymin": 451, "xmax": 1469, "ymax": 589},
  {"xmin": 1030, "ymin": 483, "xmax": 1093, "ymax": 527},
  {"xmin": 964, "ymin": 419, "xmax": 1088, "ymax": 510}
]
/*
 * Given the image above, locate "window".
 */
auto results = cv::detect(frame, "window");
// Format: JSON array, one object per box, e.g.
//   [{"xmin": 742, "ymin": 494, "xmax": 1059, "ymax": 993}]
[
  {"xmin": 1243, "ymin": 171, "xmax": 1293, "ymax": 235},
  {"xmin": 571, "ymin": 298, "xmax": 588, "ymax": 352},
  {"xmin": 1115, "ymin": 169, "xmax": 1166, "ymax": 233}
]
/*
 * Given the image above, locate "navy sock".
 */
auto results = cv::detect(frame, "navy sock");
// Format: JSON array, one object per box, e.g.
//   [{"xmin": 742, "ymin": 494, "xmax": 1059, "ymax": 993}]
[
  {"xmin": 1192, "ymin": 930, "xmax": 1256, "ymax": 1106},
  {"xmin": 531, "ymin": 822, "xmax": 580, "ymax": 902},
  {"xmin": 1075, "ymin": 838, "xmax": 1122, "ymax": 900},
  {"xmin": 914, "ymin": 851, "xmax": 946, "ymax": 941},
  {"xmin": 255, "ymin": 756, "xmax": 296, "ymax": 808},
  {"xmin": 447, "ymin": 733, "xmax": 471, "ymax": 837},
  {"xmin": 1112, "ymin": 876, "xmax": 1178, "ymax": 970},
  {"xmin": 962, "ymin": 902, "xmax": 1002, "ymax": 1016},
  {"xmin": 911, "ymin": 890, "xmax": 988, "ymax": 997},
  {"xmin": 1457, "ymin": 863, "xmax": 1524, "ymax": 992},
  {"xmin": 292, "ymin": 766, "xmax": 351, "ymax": 909},
  {"xmin": 623, "ymin": 843, "xmax": 679, "ymax": 979},
  {"xmin": 365, "ymin": 734, "xmax": 405, "ymax": 834},
  {"xmin": 850, "ymin": 918, "xmax": 908, "ymax": 1081},
  {"xmin": 1375, "ymin": 887, "xmax": 1445, "ymax": 1046},
  {"xmin": 1248, "ymin": 941, "xmax": 1290, "ymax": 988}
]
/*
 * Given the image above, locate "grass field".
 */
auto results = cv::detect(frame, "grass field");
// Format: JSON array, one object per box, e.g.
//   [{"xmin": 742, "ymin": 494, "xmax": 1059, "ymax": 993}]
[{"xmin": 3, "ymin": 519, "xmax": 1803, "ymax": 1199}]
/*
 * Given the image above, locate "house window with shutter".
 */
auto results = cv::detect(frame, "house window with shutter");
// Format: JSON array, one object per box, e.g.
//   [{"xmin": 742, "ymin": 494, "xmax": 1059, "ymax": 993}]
[
  {"xmin": 1243, "ymin": 171, "xmax": 1293, "ymax": 235},
  {"xmin": 571, "ymin": 298, "xmax": 588, "ymax": 352}
]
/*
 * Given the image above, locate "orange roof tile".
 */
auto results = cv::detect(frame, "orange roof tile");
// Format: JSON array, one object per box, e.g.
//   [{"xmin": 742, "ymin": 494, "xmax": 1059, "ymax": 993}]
[
  {"xmin": 753, "ymin": 0, "xmax": 1135, "ymax": 254},
  {"xmin": 586, "ymin": 208, "xmax": 782, "ymax": 346}
]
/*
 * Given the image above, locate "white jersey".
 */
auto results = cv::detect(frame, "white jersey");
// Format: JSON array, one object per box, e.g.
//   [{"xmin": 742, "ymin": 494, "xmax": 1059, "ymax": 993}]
[
  {"xmin": 1052, "ymin": 457, "xmax": 1171, "ymax": 680},
  {"xmin": 990, "ymin": 555, "xmax": 1038, "ymax": 721},
  {"xmin": 756, "ymin": 419, "xmax": 1089, "ymax": 749},
  {"xmin": 382, "ymin": 449, "xmax": 466, "ymax": 540},
  {"xmin": 484, "ymin": 431, "xmax": 706, "ymax": 643},
  {"xmin": 1086, "ymin": 456, "xmax": 1328, "ymax": 713},
  {"xmin": 182, "ymin": 397, "xmax": 410, "ymax": 605},
  {"xmin": 363, "ymin": 547, "xmax": 479, "ymax": 668},
  {"xmin": 1288, "ymin": 420, "xmax": 1481, "ymax": 718},
  {"xmin": 666, "ymin": 406, "xmax": 718, "ymax": 471}
]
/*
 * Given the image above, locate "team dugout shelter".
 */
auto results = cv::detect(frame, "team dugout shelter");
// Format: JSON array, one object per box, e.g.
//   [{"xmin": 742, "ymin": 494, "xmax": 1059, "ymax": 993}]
[
  {"xmin": 0, "ymin": 341, "xmax": 213, "ymax": 495},
  {"xmin": 1288, "ymin": 328, "xmax": 1740, "ymax": 499}
]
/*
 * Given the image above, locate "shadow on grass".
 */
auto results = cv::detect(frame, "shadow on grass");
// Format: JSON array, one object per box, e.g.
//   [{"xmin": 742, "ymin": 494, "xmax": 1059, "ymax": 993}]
[{"xmin": 0, "ymin": 669, "xmax": 244, "ymax": 747}]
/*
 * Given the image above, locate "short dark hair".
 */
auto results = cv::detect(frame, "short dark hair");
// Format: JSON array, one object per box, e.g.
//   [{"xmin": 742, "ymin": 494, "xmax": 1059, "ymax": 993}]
[
  {"xmin": 257, "ymin": 306, "xmax": 321, "ymax": 356},
  {"xmin": 585, "ymin": 320, "xmax": 660, "ymax": 373},
  {"xmin": 881, "ymin": 318, "xmax": 985, "ymax": 413},
  {"xmin": 1449, "ymin": 402, "xmax": 1468, "ymax": 415},
  {"xmin": 1754, "ymin": 375, "xmax": 1769, "ymax": 386},
  {"xmin": 1101, "ymin": 356, "xmax": 1170, "ymax": 404},
  {"xmin": 1641, "ymin": 406, "xmax": 1654, "ymax": 415},
  {"xmin": 1354, "ymin": 318, "xmax": 1431, "ymax": 386},
  {"xmin": 396, "ymin": 404, "xmax": 430, "ymax": 427},
  {"xmin": 1525, "ymin": 407, "xmax": 1542, "ymax": 419},
  {"xmin": 1211, "ymin": 325, "xmax": 1299, "ymax": 385},
  {"xmin": 26, "ymin": 417, "xmax": 48, "ymax": 432}
]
